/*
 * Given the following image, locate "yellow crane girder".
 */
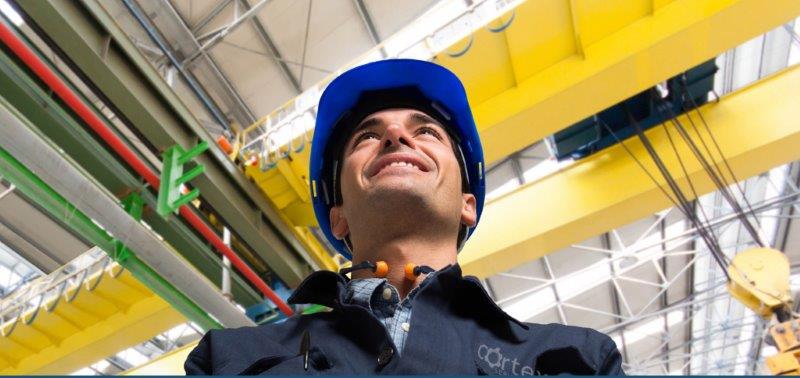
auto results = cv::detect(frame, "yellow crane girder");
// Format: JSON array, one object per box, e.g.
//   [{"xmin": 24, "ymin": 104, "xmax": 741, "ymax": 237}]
[
  {"xmin": 437, "ymin": 0, "xmax": 800, "ymax": 164},
  {"xmin": 459, "ymin": 64, "xmax": 800, "ymax": 278}
]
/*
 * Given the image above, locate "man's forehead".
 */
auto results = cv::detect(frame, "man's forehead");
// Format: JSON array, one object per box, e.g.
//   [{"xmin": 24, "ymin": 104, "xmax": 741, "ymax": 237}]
[{"xmin": 355, "ymin": 108, "xmax": 442, "ymax": 130}]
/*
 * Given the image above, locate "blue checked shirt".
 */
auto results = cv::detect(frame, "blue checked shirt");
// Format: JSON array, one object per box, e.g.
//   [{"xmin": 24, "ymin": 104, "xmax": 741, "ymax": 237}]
[{"xmin": 345, "ymin": 276, "xmax": 432, "ymax": 355}]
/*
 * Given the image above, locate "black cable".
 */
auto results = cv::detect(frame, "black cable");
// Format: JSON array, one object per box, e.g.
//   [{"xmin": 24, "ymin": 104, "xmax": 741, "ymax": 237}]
[
  {"xmin": 655, "ymin": 93, "xmax": 765, "ymax": 247},
  {"xmin": 678, "ymin": 77, "xmax": 763, "ymax": 230},
  {"xmin": 653, "ymin": 103, "xmax": 730, "ymax": 266},
  {"xmin": 600, "ymin": 113, "xmax": 727, "ymax": 268},
  {"xmin": 598, "ymin": 102, "xmax": 734, "ymax": 278},
  {"xmin": 648, "ymin": 100, "xmax": 740, "ymax": 267},
  {"xmin": 678, "ymin": 98, "xmax": 764, "ymax": 244},
  {"xmin": 621, "ymin": 103, "xmax": 731, "ymax": 277},
  {"xmin": 597, "ymin": 117, "xmax": 683, "ymax": 212},
  {"xmin": 651, "ymin": 93, "xmax": 720, "ymax": 246}
]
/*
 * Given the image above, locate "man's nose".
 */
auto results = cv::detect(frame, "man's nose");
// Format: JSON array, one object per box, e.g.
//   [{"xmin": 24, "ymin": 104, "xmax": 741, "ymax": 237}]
[{"xmin": 381, "ymin": 123, "xmax": 415, "ymax": 150}]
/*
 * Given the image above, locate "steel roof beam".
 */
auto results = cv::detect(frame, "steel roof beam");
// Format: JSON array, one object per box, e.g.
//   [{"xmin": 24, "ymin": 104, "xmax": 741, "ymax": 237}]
[
  {"xmin": 352, "ymin": 0, "xmax": 386, "ymax": 57},
  {"xmin": 0, "ymin": 28, "xmax": 262, "ymax": 304},
  {"xmin": 150, "ymin": 0, "xmax": 258, "ymax": 126},
  {"xmin": 776, "ymin": 163, "xmax": 800, "ymax": 252},
  {"xmin": 603, "ymin": 232, "xmax": 629, "ymax": 364},
  {"xmin": 190, "ymin": 0, "xmax": 233, "ymax": 35},
  {"xmin": 237, "ymin": 0, "xmax": 303, "ymax": 93},
  {"xmin": 180, "ymin": 0, "xmax": 270, "ymax": 66},
  {"xmin": 15, "ymin": 0, "xmax": 312, "ymax": 286}
]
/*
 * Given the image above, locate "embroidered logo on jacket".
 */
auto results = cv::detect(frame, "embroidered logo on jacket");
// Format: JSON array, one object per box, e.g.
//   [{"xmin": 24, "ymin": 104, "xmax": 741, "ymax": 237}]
[{"xmin": 477, "ymin": 344, "xmax": 541, "ymax": 375}]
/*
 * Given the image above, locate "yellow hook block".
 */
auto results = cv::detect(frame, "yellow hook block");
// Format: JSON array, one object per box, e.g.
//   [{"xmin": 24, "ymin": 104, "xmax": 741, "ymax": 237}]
[{"xmin": 727, "ymin": 247, "xmax": 792, "ymax": 318}]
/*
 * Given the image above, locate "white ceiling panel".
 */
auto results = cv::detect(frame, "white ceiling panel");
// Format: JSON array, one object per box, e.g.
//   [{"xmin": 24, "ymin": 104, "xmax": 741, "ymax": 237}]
[
  {"xmin": 170, "ymin": 0, "xmax": 223, "ymax": 27},
  {"xmin": 364, "ymin": 0, "xmax": 440, "ymax": 40},
  {"xmin": 210, "ymin": 27, "xmax": 297, "ymax": 115}
]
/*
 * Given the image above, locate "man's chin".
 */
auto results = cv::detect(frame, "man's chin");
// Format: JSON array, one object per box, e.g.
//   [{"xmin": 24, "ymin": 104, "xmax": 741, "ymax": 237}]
[
  {"xmin": 370, "ymin": 177, "xmax": 429, "ymax": 193},
  {"xmin": 367, "ymin": 183, "xmax": 430, "ymax": 206}
]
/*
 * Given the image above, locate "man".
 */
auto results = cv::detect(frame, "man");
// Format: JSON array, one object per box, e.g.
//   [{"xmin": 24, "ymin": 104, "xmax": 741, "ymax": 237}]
[{"xmin": 184, "ymin": 59, "xmax": 624, "ymax": 375}]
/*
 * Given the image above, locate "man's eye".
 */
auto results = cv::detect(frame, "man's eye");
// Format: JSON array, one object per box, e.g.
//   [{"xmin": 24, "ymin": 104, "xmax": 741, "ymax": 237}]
[
  {"xmin": 417, "ymin": 127, "xmax": 442, "ymax": 139},
  {"xmin": 353, "ymin": 132, "xmax": 379, "ymax": 146}
]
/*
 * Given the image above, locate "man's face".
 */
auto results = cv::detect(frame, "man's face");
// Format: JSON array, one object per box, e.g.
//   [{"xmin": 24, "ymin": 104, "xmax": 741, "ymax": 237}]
[{"xmin": 329, "ymin": 108, "xmax": 476, "ymax": 245}]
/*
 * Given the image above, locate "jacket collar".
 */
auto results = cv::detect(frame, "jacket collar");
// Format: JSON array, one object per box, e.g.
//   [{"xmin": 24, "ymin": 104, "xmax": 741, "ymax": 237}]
[
  {"xmin": 288, "ymin": 269, "xmax": 348, "ymax": 308},
  {"xmin": 287, "ymin": 264, "xmax": 529, "ymax": 336}
]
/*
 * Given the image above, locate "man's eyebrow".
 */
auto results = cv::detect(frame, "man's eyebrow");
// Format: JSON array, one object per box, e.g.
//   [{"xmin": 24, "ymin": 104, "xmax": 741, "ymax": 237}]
[
  {"xmin": 353, "ymin": 116, "xmax": 382, "ymax": 134},
  {"xmin": 352, "ymin": 111, "xmax": 442, "ymax": 136},
  {"xmin": 408, "ymin": 112, "xmax": 443, "ymax": 127}
]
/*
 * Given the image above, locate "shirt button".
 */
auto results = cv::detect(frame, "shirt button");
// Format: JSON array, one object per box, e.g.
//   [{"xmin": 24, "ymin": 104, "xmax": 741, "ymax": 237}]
[
  {"xmin": 401, "ymin": 322, "xmax": 410, "ymax": 332},
  {"xmin": 377, "ymin": 346, "xmax": 394, "ymax": 368},
  {"xmin": 382, "ymin": 287, "xmax": 392, "ymax": 300}
]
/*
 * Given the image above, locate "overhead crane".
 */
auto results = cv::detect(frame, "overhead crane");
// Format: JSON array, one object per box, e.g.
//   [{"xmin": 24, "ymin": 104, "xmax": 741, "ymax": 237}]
[
  {"xmin": 230, "ymin": 0, "xmax": 800, "ymax": 279},
  {"xmin": 462, "ymin": 63, "xmax": 800, "ymax": 278}
]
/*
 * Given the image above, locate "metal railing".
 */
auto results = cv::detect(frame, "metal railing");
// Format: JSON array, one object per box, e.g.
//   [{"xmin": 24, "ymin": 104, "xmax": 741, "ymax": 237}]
[{"xmin": 0, "ymin": 247, "xmax": 121, "ymax": 336}]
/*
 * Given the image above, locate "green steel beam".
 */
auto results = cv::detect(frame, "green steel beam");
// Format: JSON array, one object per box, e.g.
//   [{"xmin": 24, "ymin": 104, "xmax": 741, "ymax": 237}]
[
  {"xmin": 0, "ymin": 146, "xmax": 221, "ymax": 331},
  {"xmin": 0, "ymin": 91, "xmax": 254, "ymax": 328},
  {"xmin": 15, "ymin": 0, "xmax": 312, "ymax": 286},
  {"xmin": 0, "ymin": 42, "xmax": 262, "ymax": 306}
]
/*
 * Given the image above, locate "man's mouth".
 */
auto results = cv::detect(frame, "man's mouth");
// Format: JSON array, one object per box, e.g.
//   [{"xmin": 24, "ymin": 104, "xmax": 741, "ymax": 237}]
[{"xmin": 368, "ymin": 154, "xmax": 431, "ymax": 178}]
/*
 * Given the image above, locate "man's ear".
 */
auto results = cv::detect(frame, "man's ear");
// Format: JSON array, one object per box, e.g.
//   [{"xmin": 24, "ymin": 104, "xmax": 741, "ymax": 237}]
[
  {"xmin": 461, "ymin": 193, "xmax": 477, "ymax": 228},
  {"xmin": 329, "ymin": 206, "xmax": 350, "ymax": 240}
]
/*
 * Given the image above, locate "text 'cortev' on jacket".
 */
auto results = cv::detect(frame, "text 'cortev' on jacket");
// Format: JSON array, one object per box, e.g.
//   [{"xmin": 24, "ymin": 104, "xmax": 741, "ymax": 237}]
[{"xmin": 184, "ymin": 264, "xmax": 624, "ymax": 375}]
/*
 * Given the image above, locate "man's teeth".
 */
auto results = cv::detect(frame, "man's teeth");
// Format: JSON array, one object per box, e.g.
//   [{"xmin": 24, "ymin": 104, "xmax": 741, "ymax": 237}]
[{"xmin": 388, "ymin": 161, "xmax": 420, "ymax": 170}]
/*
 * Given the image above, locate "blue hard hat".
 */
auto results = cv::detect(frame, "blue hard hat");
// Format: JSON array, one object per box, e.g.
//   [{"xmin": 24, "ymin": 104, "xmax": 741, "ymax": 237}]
[{"xmin": 309, "ymin": 59, "xmax": 485, "ymax": 259}]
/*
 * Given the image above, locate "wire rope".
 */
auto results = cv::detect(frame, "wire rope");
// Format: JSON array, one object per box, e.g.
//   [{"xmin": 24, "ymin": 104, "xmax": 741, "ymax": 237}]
[
  {"xmin": 679, "ymin": 78, "xmax": 763, "ymax": 230},
  {"xmin": 614, "ymin": 101, "xmax": 732, "ymax": 279},
  {"xmin": 655, "ymin": 91, "xmax": 765, "ymax": 247}
]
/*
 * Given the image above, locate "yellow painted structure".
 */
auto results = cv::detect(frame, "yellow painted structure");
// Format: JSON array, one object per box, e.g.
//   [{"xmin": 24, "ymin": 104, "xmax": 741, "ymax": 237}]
[
  {"xmin": 0, "ymin": 263, "xmax": 185, "ymax": 374},
  {"xmin": 243, "ymin": 131, "xmax": 339, "ymax": 272},
  {"xmin": 459, "ymin": 65, "xmax": 800, "ymax": 278},
  {"xmin": 438, "ymin": 0, "xmax": 800, "ymax": 164},
  {"xmin": 123, "ymin": 341, "xmax": 197, "ymax": 375},
  {"xmin": 766, "ymin": 318, "xmax": 800, "ymax": 375},
  {"xmin": 237, "ymin": 0, "xmax": 800, "ymax": 274},
  {"xmin": 727, "ymin": 248, "xmax": 792, "ymax": 318}
]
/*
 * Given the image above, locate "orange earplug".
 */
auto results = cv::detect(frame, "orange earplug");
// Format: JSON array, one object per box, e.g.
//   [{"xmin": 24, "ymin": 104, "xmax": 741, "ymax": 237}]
[
  {"xmin": 339, "ymin": 260, "xmax": 389, "ymax": 278},
  {"xmin": 404, "ymin": 263, "xmax": 435, "ymax": 280},
  {"xmin": 374, "ymin": 261, "xmax": 389, "ymax": 278},
  {"xmin": 405, "ymin": 263, "xmax": 417, "ymax": 281},
  {"xmin": 341, "ymin": 261, "xmax": 432, "ymax": 280}
]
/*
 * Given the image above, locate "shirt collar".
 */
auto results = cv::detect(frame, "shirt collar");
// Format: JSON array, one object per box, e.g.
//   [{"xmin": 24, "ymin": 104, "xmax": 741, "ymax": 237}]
[
  {"xmin": 345, "ymin": 277, "xmax": 387, "ymax": 311},
  {"xmin": 344, "ymin": 272, "xmax": 437, "ymax": 312},
  {"xmin": 287, "ymin": 264, "xmax": 529, "ymax": 338}
]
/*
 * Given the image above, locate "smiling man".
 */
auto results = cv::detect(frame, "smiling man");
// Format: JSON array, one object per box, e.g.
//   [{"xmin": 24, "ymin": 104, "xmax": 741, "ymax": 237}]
[{"xmin": 184, "ymin": 59, "xmax": 624, "ymax": 375}]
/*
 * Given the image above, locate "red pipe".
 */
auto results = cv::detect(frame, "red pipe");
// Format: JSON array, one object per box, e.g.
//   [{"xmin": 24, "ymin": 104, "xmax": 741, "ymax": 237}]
[{"xmin": 0, "ymin": 22, "xmax": 294, "ymax": 316}]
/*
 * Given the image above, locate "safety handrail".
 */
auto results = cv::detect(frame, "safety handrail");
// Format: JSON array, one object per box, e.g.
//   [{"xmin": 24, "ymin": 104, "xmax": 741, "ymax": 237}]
[{"xmin": 0, "ymin": 248, "xmax": 123, "ymax": 337}]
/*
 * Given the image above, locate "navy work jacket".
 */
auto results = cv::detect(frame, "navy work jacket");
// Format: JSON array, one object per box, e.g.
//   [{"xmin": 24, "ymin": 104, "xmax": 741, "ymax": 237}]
[{"xmin": 185, "ymin": 264, "xmax": 624, "ymax": 375}]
